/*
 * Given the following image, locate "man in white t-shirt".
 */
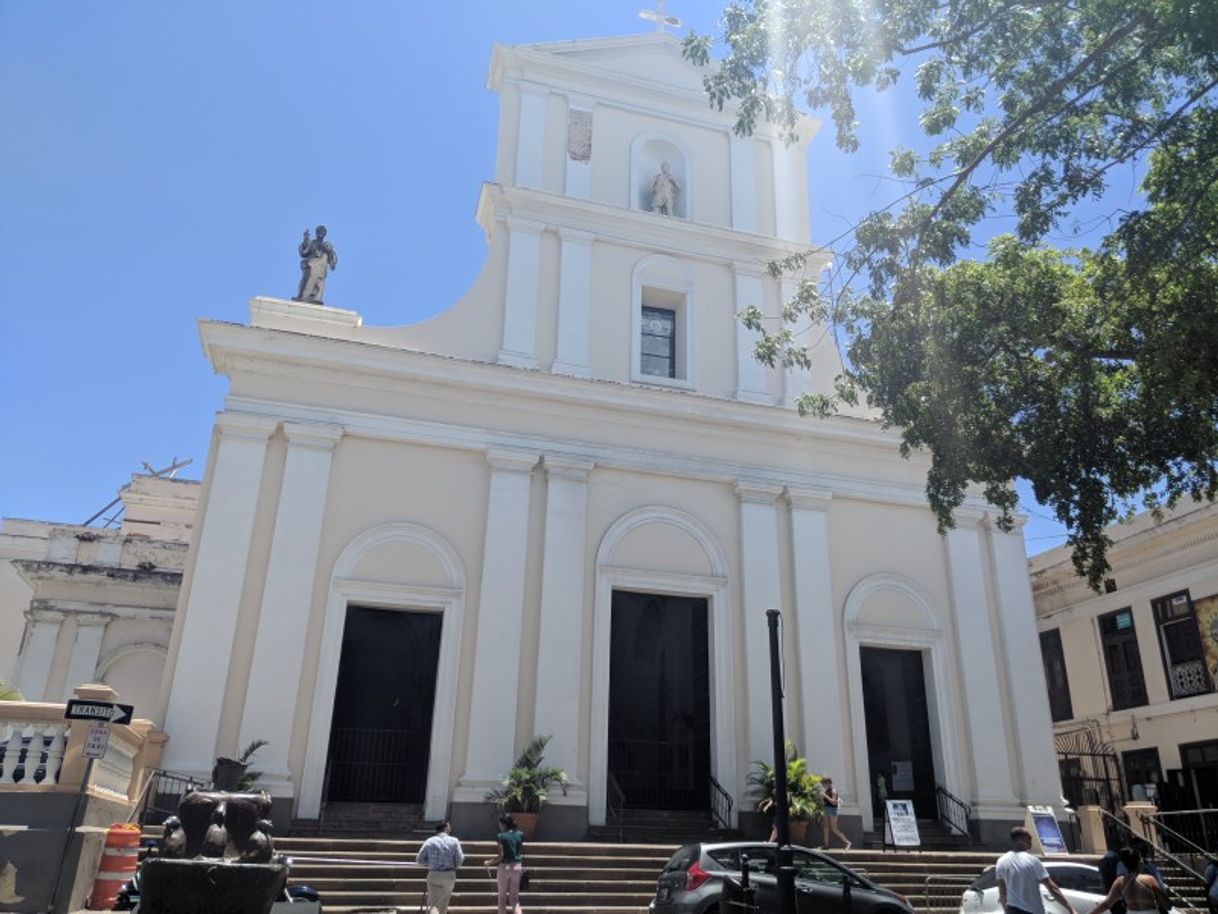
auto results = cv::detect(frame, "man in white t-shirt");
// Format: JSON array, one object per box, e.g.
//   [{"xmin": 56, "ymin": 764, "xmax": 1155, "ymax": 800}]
[{"xmin": 997, "ymin": 826, "xmax": 1076, "ymax": 914}]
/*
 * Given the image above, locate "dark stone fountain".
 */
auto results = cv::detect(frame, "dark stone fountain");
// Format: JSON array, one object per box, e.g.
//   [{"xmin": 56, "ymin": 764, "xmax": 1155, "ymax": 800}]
[{"xmin": 137, "ymin": 790, "xmax": 288, "ymax": 914}]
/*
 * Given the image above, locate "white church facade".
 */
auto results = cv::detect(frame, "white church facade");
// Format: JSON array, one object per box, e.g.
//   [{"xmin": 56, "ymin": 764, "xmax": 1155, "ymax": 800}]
[{"xmin": 153, "ymin": 32, "xmax": 1062, "ymax": 841}]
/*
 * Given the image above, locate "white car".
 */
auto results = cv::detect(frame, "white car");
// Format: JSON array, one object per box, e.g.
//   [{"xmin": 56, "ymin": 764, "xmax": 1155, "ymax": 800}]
[{"xmin": 958, "ymin": 861, "xmax": 1181, "ymax": 914}]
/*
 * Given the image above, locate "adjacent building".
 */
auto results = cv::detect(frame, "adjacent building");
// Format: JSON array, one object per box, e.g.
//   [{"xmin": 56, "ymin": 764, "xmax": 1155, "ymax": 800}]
[{"xmin": 1031, "ymin": 500, "xmax": 1218, "ymax": 816}]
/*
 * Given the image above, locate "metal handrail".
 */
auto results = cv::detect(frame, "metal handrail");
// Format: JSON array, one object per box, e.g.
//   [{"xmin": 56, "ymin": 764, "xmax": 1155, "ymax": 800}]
[
  {"xmin": 935, "ymin": 782, "xmax": 972, "ymax": 840},
  {"xmin": 1097, "ymin": 808, "xmax": 1206, "ymax": 903},
  {"xmin": 1142, "ymin": 809, "xmax": 1217, "ymax": 855},
  {"xmin": 709, "ymin": 774, "xmax": 734, "ymax": 832},
  {"xmin": 128, "ymin": 768, "xmax": 207, "ymax": 826},
  {"xmin": 922, "ymin": 874, "xmax": 975, "ymax": 914},
  {"xmin": 606, "ymin": 771, "xmax": 625, "ymax": 843}
]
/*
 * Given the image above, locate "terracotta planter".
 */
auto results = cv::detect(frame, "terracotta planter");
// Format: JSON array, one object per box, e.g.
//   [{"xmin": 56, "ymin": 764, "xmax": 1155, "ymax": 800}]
[
  {"xmin": 512, "ymin": 812, "xmax": 539, "ymax": 840},
  {"xmin": 788, "ymin": 820, "xmax": 810, "ymax": 845}
]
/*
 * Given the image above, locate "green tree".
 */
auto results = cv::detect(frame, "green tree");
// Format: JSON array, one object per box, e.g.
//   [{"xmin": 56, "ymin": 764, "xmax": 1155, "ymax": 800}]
[{"xmin": 684, "ymin": 0, "xmax": 1218, "ymax": 587}]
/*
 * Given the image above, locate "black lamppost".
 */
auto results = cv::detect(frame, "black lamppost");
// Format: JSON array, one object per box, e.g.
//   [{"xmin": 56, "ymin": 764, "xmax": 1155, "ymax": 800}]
[{"xmin": 766, "ymin": 609, "xmax": 796, "ymax": 914}]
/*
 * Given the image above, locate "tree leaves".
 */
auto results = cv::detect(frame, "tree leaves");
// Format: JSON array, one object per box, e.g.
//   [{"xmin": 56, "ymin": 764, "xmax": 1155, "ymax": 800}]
[{"xmin": 684, "ymin": 0, "xmax": 1218, "ymax": 587}]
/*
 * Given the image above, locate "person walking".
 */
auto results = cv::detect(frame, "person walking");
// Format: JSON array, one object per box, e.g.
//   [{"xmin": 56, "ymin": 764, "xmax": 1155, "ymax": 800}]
[
  {"xmin": 484, "ymin": 813, "xmax": 525, "ymax": 914},
  {"xmin": 819, "ymin": 777, "xmax": 851, "ymax": 850},
  {"xmin": 1089, "ymin": 847, "xmax": 1169, "ymax": 914},
  {"xmin": 997, "ymin": 826, "xmax": 1075, "ymax": 914},
  {"xmin": 416, "ymin": 820, "xmax": 464, "ymax": 914},
  {"xmin": 1201, "ymin": 855, "xmax": 1217, "ymax": 914}
]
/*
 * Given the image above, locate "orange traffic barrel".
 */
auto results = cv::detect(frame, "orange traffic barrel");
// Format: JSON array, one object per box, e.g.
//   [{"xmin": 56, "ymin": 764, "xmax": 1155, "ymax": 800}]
[{"xmin": 88, "ymin": 823, "xmax": 141, "ymax": 910}]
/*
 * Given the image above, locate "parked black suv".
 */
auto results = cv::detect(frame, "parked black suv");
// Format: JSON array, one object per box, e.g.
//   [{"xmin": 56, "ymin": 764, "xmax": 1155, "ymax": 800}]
[{"xmin": 650, "ymin": 841, "xmax": 913, "ymax": 914}]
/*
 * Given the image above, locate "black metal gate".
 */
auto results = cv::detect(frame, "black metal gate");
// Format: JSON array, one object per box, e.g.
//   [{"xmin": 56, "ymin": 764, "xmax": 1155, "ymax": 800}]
[{"xmin": 1056, "ymin": 727, "xmax": 1126, "ymax": 846}]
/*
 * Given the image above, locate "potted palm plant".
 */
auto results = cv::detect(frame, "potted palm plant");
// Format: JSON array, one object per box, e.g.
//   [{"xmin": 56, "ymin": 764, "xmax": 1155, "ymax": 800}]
[
  {"xmin": 747, "ymin": 741, "xmax": 823, "ymax": 844},
  {"xmin": 485, "ymin": 735, "xmax": 569, "ymax": 839}
]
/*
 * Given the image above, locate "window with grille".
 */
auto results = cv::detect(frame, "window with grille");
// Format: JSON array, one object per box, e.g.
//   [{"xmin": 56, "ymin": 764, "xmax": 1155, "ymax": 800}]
[
  {"xmin": 1151, "ymin": 590, "xmax": 1214, "ymax": 699},
  {"xmin": 1039, "ymin": 629, "xmax": 1074, "ymax": 722},
  {"xmin": 1099, "ymin": 608, "xmax": 1148, "ymax": 710},
  {"xmin": 640, "ymin": 306, "xmax": 676, "ymax": 379}
]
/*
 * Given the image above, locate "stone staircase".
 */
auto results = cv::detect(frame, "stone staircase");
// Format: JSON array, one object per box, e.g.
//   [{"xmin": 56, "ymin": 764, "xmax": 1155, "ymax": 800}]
[
  {"xmin": 130, "ymin": 831, "xmax": 1213, "ymax": 914},
  {"xmin": 587, "ymin": 807, "xmax": 743, "ymax": 844}
]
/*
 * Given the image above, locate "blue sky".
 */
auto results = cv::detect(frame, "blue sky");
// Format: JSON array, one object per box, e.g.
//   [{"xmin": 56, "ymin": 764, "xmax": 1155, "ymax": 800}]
[{"xmin": 0, "ymin": 0, "xmax": 1077, "ymax": 552}]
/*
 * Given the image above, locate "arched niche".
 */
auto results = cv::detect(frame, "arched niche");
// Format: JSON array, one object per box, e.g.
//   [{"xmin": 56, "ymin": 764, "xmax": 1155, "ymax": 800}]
[
  {"xmin": 841, "ymin": 573, "xmax": 964, "ymax": 832},
  {"xmin": 588, "ymin": 506, "xmax": 736, "ymax": 826},
  {"xmin": 298, "ymin": 522, "xmax": 466, "ymax": 821},
  {"xmin": 630, "ymin": 135, "xmax": 690, "ymax": 219}
]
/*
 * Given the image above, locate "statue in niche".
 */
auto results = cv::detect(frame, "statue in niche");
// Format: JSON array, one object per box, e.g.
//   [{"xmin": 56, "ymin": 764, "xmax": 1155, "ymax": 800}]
[
  {"xmin": 649, "ymin": 161, "xmax": 680, "ymax": 216},
  {"xmin": 294, "ymin": 224, "xmax": 338, "ymax": 304}
]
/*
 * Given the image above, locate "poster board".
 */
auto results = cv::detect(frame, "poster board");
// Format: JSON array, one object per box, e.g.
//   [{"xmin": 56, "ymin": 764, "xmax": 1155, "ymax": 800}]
[
  {"xmin": 885, "ymin": 799, "xmax": 921, "ymax": 847},
  {"xmin": 891, "ymin": 761, "xmax": 914, "ymax": 792},
  {"xmin": 1026, "ymin": 805, "xmax": 1068, "ymax": 855}
]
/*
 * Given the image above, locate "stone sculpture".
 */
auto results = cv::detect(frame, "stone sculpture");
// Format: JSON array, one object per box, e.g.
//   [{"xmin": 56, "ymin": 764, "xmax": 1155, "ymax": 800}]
[
  {"xmin": 294, "ymin": 224, "xmax": 338, "ymax": 304},
  {"xmin": 138, "ymin": 790, "xmax": 287, "ymax": 914},
  {"xmin": 650, "ymin": 162, "xmax": 680, "ymax": 216}
]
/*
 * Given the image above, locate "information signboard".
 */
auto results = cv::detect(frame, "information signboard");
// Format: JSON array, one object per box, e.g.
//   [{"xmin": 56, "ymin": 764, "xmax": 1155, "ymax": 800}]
[
  {"xmin": 891, "ymin": 761, "xmax": 915, "ymax": 791},
  {"xmin": 83, "ymin": 724, "xmax": 110, "ymax": 759},
  {"xmin": 1027, "ymin": 805, "xmax": 1068, "ymax": 854},
  {"xmin": 886, "ymin": 799, "xmax": 921, "ymax": 847}
]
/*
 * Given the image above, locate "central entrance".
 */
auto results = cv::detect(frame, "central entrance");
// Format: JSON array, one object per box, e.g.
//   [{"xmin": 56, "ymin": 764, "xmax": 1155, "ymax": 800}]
[
  {"xmin": 861, "ymin": 646, "xmax": 937, "ymax": 818},
  {"xmin": 607, "ymin": 590, "xmax": 711, "ymax": 810},
  {"xmin": 324, "ymin": 606, "xmax": 442, "ymax": 803}
]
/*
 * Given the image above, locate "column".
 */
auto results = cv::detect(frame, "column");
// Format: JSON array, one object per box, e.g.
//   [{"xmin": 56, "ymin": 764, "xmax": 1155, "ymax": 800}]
[
  {"xmin": 515, "ymin": 85, "xmax": 547, "ymax": 189},
  {"xmin": 552, "ymin": 229, "xmax": 594, "ymax": 377},
  {"xmin": 456, "ymin": 448, "xmax": 538, "ymax": 799},
  {"xmin": 532, "ymin": 455, "xmax": 593, "ymax": 796},
  {"xmin": 734, "ymin": 263, "xmax": 770, "ymax": 403},
  {"xmin": 945, "ymin": 512, "xmax": 1018, "ymax": 807},
  {"xmin": 787, "ymin": 489, "xmax": 848, "ymax": 788},
  {"xmin": 161, "ymin": 412, "xmax": 276, "ymax": 776},
  {"xmin": 730, "ymin": 136, "xmax": 758, "ymax": 232},
  {"xmin": 735, "ymin": 480, "xmax": 785, "ymax": 766},
  {"xmin": 990, "ymin": 517, "xmax": 1063, "ymax": 805},
  {"xmin": 498, "ymin": 217, "xmax": 544, "ymax": 369},
  {"xmin": 15, "ymin": 609, "xmax": 64, "ymax": 700},
  {"xmin": 781, "ymin": 277, "xmax": 814, "ymax": 408},
  {"xmin": 61, "ymin": 613, "xmax": 110, "ymax": 699},
  {"xmin": 238, "ymin": 421, "xmax": 343, "ymax": 797},
  {"xmin": 772, "ymin": 138, "xmax": 805, "ymax": 241}
]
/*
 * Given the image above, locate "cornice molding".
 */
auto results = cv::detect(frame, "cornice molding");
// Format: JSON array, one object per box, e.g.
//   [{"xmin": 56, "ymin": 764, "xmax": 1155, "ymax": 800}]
[
  {"xmin": 476, "ymin": 183, "xmax": 829, "ymax": 271},
  {"xmin": 734, "ymin": 480, "xmax": 784, "ymax": 505},
  {"xmin": 486, "ymin": 447, "xmax": 540, "ymax": 474},
  {"xmin": 214, "ymin": 411, "xmax": 278, "ymax": 441},
  {"xmin": 282, "ymin": 420, "xmax": 345, "ymax": 450},
  {"xmin": 786, "ymin": 487, "xmax": 833, "ymax": 512},
  {"xmin": 544, "ymin": 454, "xmax": 595, "ymax": 480}
]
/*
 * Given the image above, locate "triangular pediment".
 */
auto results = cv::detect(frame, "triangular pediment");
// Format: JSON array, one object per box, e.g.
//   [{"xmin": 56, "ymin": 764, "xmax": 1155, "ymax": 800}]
[{"xmin": 517, "ymin": 33, "xmax": 709, "ymax": 94}]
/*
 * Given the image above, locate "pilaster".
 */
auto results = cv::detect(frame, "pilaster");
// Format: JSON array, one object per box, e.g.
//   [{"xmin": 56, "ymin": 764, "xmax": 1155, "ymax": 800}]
[
  {"xmin": 238, "ymin": 421, "xmax": 343, "ymax": 797},
  {"xmin": 735, "ymin": 479, "xmax": 785, "ymax": 766},
  {"xmin": 772, "ymin": 138, "xmax": 806, "ymax": 242},
  {"xmin": 532, "ymin": 455, "xmax": 594, "ymax": 799},
  {"xmin": 989, "ymin": 515, "xmax": 1062, "ymax": 805},
  {"xmin": 61, "ymin": 613, "xmax": 110, "ymax": 700},
  {"xmin": 730, "ymin": 137, "xmax": 758, "ymax": 232},
  {"xmin": 456, "ymin": 448, "xmax": 539, "ymax": 799},
  {"xmin": 515, "ymin": 84, "xmax": 548, "ymax": 190},
  {"xmin": 733, "ymin": 263, "xmax": 770, "ymax": 403},
  {"xmin": 161, "ymin": 411, "xmax": 277, "ymax": 777},
  {"xmin": 15, "ymin": 609, "xmax": 64, "ymax": 701},
  {"xmin": 552, "ymin": 228, "xmax": 595, "ymax": 378},
  {"xmin": 498, "ymin": 217, "xmax": 544, "ymax": 369},
  {"xmin": 781, "ymin": 277, "xmax": 813, "ymax": 408},
  {"xmin": 786, "ymin": 488, "xmax": 847, "ymax": 790},
  {"xmin": 944, "ymin": 511, "xmax": 1018, "ymax": 806}
]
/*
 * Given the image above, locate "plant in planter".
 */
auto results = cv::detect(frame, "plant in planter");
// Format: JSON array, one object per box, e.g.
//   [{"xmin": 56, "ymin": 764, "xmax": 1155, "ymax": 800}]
[
  {"xmin": 0, "ymin": 680, "xmax": 23, "ymax": 701},
  {"xmin": 747, "ymin": 741, "xmax": 823, "ymax": 844},
  {"xmin": 485, "ymin": 735, "xmax": 569, "ymax": 839}
]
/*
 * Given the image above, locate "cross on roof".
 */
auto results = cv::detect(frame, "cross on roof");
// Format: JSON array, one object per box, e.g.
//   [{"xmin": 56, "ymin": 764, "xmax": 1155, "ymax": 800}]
[{"xmin": 638, "ymin": 0, "xmax": 682, "ymax": 33}]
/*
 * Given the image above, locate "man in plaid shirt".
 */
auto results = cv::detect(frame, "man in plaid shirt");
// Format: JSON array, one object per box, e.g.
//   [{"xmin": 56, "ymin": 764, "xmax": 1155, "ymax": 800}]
[{"xmin": 417, "ymin": 821, "xmax": 465, "ymax": 914}]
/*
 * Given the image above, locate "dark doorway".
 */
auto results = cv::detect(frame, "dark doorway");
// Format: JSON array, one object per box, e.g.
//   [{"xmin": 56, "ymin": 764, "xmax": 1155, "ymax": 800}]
[
  {"xmin": 608, "ymin": 591, "xmax": 711, "ymax": 809},
  {"xmin": 324, "ymin": 606, "xmax": 442, "ymax": 803},
  {"xmin": 861, "ymin": 647, "xmax": 937, "ymax": 818}
]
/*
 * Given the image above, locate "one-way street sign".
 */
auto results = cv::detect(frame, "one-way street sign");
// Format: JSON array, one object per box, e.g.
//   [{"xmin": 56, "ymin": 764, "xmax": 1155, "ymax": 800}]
[{"xmin": 64, "ymin": 699, "xmax": 134, "ymax": 726}]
